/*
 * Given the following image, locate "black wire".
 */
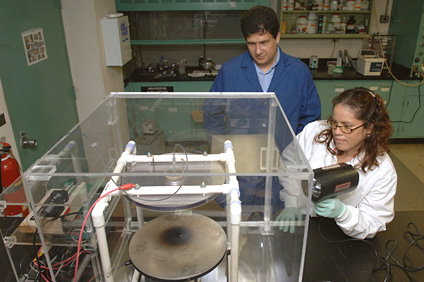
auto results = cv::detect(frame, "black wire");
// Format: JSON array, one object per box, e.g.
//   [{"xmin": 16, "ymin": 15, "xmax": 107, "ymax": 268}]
[
  {"xmin": 391, "ymin": 81, "xmax": 422, "ymax": 124},
  {"xmin": 119, "ymin": 143, "xmax": 190, "ymax": 202},
  {"xmin": 330, "ymin": 39, "xmax": 337, "ymax": 59},
  {"xmin": 318, "ymin": 219, "xmax": 424, "ymax": 281},
  {"xmin": 32, "ymin": 212, "xmax": 82, "ymax": 282}
]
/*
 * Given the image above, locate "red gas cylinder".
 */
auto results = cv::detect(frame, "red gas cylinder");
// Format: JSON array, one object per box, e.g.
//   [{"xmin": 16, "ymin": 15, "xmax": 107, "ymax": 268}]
[{"xmin": 1, "ymin": 142, "xmax": 28, "ymax": 217}]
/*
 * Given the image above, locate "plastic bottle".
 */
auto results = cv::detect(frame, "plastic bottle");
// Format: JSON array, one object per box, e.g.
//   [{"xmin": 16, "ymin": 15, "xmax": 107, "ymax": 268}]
[
  {"xmin": 322, "ymin": 15, "xmax": 328, "ymax": 33},
  {"xmin": 323, "ymin": 0, "xmax": 330, "ymax": 10},
  {"xmin": 346, "ymin": 0, "xmax": 355, "ymax": 10},
  {"xmin": 330, "ymin": 0, "xmax": 338, "ymax": 11},
  {"xmin": 295, "ymin": 0, "xmax": 301, "ymax": 10},
  {"xmin": 314, "ymin": 0, "xmax": 324, "ymax": 10},
  {"xmin": 340, "ymin": 16, "xmax": 347, "ymax": 34},
  {"xmin": 317, "ymin": 15, "xmax": 324, "ymax": 34},
  {"xmin": 361, "ymin": 0, "xmax": 369, "ymax": 10},
  {"xmin": 281, "ymin": 19, "xmax": 287, "ymax": 34},
  {"xmin": 307, "ymin": 12, "xmax": 318, "ymax": 34},
  {"xmin": 296, "ymin": 16, "xmax": 308, "ymax": 34},
  {"xmin": 354, "ymin": 0, "xmax": 362, "ymax": 10},
  {"xmin": 357, "ymin": 21, "xmax": 365, "ymax": 34},
  {"xmin": 307, "ymin": 0, "xmax": 314, "ymax": 10},
  {"xmin": 282, "ymin": 0, "xmax": 288, "ymax": 10},
  {"xmin": 288, "ymin": 0, "xmax": 295, "ymax": 10},
  {"xmin": 331, "ymin": 13, "xmax": 341, "ymax": 33},
  {"xmin": 346, "ymin": 15, "xmax": 356, "ymax": 34}
]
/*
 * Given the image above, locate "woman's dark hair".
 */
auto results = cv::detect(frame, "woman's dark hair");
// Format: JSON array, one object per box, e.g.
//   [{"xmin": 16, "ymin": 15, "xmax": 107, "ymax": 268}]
[
  {"xmin": 240, "ymin": 6, "xmax": 280, "ymax": 39},
  {"xmin": 315, "ymin": 87, "xmax": 393, "ymax": 172}
]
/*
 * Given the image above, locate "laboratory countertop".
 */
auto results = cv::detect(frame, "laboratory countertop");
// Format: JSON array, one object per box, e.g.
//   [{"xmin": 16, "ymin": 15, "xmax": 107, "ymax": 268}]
[
  {"xmin": 303, "ymin": 211, "xmax": 424, "ymax": 281},
  {"xmin": 127, "ymin": 60, "xmax": 414, "ymax": 84}
]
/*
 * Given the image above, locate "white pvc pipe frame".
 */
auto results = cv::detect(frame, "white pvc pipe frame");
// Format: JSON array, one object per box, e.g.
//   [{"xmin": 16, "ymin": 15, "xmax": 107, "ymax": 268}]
[{"xmin": 91, "ymin": 140, "xmax": 241, "ymax": 282}]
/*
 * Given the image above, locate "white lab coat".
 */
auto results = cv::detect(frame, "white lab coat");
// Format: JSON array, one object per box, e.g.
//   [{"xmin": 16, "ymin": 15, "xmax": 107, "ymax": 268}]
[{"xmin": 297, "ymin": 120, "xmax": 397, "ymax": 239}]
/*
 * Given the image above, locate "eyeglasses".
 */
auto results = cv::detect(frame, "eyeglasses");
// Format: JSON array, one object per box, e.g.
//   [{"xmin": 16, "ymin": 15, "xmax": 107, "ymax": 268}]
[{"xmin": 327, "ymin": 120, "xmax": 367, "ymax": 134}]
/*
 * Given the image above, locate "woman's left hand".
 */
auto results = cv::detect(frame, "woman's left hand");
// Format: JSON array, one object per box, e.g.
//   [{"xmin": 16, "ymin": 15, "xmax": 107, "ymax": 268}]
[{"xmin": 314, "ymin": 198, "xmax": 345, "ymax": 218}]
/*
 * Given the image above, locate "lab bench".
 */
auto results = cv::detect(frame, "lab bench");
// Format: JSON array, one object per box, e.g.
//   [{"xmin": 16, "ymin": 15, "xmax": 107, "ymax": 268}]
[{"xmin": 125, "ymin": 61, "xmax": 424, "ymax": 139}]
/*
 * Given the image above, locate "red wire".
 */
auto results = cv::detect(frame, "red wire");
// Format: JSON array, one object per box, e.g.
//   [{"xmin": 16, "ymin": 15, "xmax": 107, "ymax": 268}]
[{"xmin": 73, "ymin": 183, "xmax": 134, "ymax": 282}]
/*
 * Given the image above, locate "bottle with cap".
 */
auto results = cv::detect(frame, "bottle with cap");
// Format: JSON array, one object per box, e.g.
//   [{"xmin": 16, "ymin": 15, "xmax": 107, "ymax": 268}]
[
  {"xmin": 317, "ymin": 15, "xmax": 324, "ymax": 34},
  {"xmin": 354, "ymin": 0, "xmax": 362, "ymax": 11},
  {"xmin": 357, "ymin": 21, "xmax": 365, "ymax": 34},
  {"xmin": 306, "ymin": 12, "xmax": 318, "ymax": 34},
  {"xmin": 314, "ymin": 0, "xmax": 324, "ymax": 10},
  {"xmin": 281, "ymin": 19, "xmax": 287, "ymax": 34},
  {"xmin": 340, "ymin": 16, "xmax": 347, "ymax": 34},
  {"xmin": 296, "ymin": 16, "xmax": 308, "ymax": 34},
  {"xmin": 288, "ymin": 0, "xmax": 295, "ymax": 10},
  {"xmin": 323, "ymin": 0, "xmax": 330, "ymax": 10},
  {"xmin": 282, "ymin": 0, "xmax": 288, "ymax": 10},
  {"xmin": 330, "ymin": 0, "xmax": 338, "ymax": 10},
  {"xmin": 361, "ymin": 0, "xmax": 369, "ymax": 10},
  {"xmin": 331, "ymin": 13, "xmax": 341, "ymax": 33},
  {"xmin": 346, "ymin": 15, "xmax": 356, "ymax": 34}
]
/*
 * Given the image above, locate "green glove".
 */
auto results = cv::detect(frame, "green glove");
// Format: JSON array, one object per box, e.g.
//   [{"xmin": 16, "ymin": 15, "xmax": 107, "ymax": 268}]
[
  {"xmin": 275, "ymin": 207, "xmax": 302, "ymax": 233},
  {"xmin": 314, "ymin": 198, "xmax": 345, "ymax": 218}
]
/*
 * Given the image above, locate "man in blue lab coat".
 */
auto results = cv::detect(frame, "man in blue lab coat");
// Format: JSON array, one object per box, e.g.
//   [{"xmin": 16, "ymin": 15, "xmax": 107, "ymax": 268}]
[{"xmin": 203, "ymin": 6, "xmax": 321, "ymax": 215}]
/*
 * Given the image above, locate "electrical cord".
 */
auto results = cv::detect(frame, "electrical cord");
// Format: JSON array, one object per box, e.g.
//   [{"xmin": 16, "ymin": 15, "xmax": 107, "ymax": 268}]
[
  {"xmin": 112, "ymin": 143, "xmax": 189, "ymax": 202},
  {"xmin": 330, "ymin": 39, "xmax": 337, "ymax": 59},
  {"xmin": 390, "ymin": 83, "xmax": 422, "ymax": 124},
  {"xmin": 32, "ymin": 212, "xmax": 81, "ymax": 282},
  {"xmin": 371, "ymin": 7, "xmax": 424, "ymax": 87},
  {"xmin": 37, "ymin": 132, "xmax": 190, "ymax": 280},
  {"xmin": 318, "ymin": 218, "xmax": 424, "ymax": 281},
  {"xmin": 73, "ymin": 184, "xmax": 135, "ymax": 282}
]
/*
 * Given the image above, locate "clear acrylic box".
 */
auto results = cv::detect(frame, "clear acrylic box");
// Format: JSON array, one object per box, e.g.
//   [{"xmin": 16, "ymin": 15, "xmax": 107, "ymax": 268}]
[{"xmin": 0, "ymin": 92, "xmax": 313, "ymax": 282}]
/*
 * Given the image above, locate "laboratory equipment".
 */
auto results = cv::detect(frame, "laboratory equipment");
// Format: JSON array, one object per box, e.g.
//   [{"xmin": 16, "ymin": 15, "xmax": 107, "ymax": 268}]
[
  {"xmin": 0, "ymin": 92, "xmax": 313, "ymax": 282},
  {"xmin": 307, "ymin": 163, "xmax": 359, "ymax": 202},
  {"xmin": 356, "ymin": 49, "xmax": 385, "ymax": 76},
  {"xmin": 101, "ymin": 14, "xmax": 132, "ymax": 66}
]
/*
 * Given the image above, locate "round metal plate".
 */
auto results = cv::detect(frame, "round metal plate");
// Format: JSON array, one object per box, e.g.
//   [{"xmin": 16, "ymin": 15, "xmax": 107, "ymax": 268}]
[{"xmin": 129, "ymin": 213, "xmax": 227, "ymax": 281}]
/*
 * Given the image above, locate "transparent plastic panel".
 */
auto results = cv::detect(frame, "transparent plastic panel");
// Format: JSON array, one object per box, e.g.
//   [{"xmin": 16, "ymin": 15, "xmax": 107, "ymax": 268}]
[{"xmin": 0, "ymin": 92, "xmax": 312, "ymax": 282}]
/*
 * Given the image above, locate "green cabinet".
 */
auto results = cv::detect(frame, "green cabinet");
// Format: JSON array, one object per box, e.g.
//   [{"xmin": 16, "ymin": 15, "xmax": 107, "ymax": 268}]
[
  {"xmin": 315, "ymin": 79, "xmax": 424, "ymax": 139},
  {"xmin": 314, "ymin": 80, "xmax": 359, "ymax": 119},
  {"xmin": 392, "ymin": 81, "xmax": 424, "ymax": 138}
]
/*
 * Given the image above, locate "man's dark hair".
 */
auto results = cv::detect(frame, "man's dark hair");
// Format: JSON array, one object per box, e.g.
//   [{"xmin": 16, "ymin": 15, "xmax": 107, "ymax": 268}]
[{"xmin": 240, "ymin": 6, "xmax": 280, "ymax": 39}]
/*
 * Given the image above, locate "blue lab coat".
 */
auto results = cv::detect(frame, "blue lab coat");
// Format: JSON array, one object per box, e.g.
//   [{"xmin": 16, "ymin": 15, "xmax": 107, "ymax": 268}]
[
  {"xmin": 205, "ymin": 48, "xmax": 321, "ymax": 135},
  {"xmin": 204, "ymin": 48, "xmax": 321, "ymax": 215}
]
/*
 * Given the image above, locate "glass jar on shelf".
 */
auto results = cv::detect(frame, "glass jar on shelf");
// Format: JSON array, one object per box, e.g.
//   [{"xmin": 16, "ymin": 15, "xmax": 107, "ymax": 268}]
[{"xmin": 346, "ymin": 15, "xmax": 356, "ymax": 34}]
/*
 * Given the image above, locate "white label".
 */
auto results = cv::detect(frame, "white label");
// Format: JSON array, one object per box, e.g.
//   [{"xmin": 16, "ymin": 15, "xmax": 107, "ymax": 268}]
[
  {"xmin": 381, "ymin": 87, "xmax": 390, "ymax": 92},
  {"xmin": 369, "ymin": 86, "xmax": 378, "ymax": 91},
  {"xmin": 168, "ymin": 108, "xmax": 178, "ymax": 112},
  {"xmin": 335, "ymin": 88, "xmax": 344, "ymax": 93}
]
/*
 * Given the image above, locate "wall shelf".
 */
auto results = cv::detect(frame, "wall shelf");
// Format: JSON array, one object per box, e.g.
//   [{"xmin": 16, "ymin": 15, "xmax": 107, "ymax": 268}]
[{"xmin": 131, "ymin": 39, "xmax": 246, "ymax": 45}]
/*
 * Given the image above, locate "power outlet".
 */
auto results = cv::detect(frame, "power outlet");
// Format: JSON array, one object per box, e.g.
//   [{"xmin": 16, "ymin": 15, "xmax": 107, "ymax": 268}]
[
  {"xmin": 412, "ymin": 66, "xmax": 420, "ymax": 77},
  {"xmin": 380, "ymin": 14, "xmax": 390, "ymax": 24}
]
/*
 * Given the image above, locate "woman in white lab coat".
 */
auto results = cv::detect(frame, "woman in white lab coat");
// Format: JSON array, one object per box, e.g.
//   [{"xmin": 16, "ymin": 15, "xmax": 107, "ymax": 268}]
[{"xmin": 278, "ymin": 87, "xmax": 397, "ymax": 239}]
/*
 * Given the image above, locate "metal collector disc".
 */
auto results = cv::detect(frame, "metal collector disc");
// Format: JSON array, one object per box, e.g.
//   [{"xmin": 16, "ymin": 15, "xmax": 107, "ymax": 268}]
[{"xmin": 129, "ymin": 213, "xmax": 227, "ymax": 281}]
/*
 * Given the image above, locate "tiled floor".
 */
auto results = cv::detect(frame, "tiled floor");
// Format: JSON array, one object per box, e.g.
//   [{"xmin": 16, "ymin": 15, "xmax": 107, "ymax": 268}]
[{"xmin": 389, "ymin": 143, "xmax": 424, "ymax": 212}]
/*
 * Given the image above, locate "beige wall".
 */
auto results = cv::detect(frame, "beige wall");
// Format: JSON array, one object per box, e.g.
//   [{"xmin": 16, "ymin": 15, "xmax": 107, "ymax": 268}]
[{"xmin": 61, "ymin": 0, "xmax": 125, "ymax": 122}]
